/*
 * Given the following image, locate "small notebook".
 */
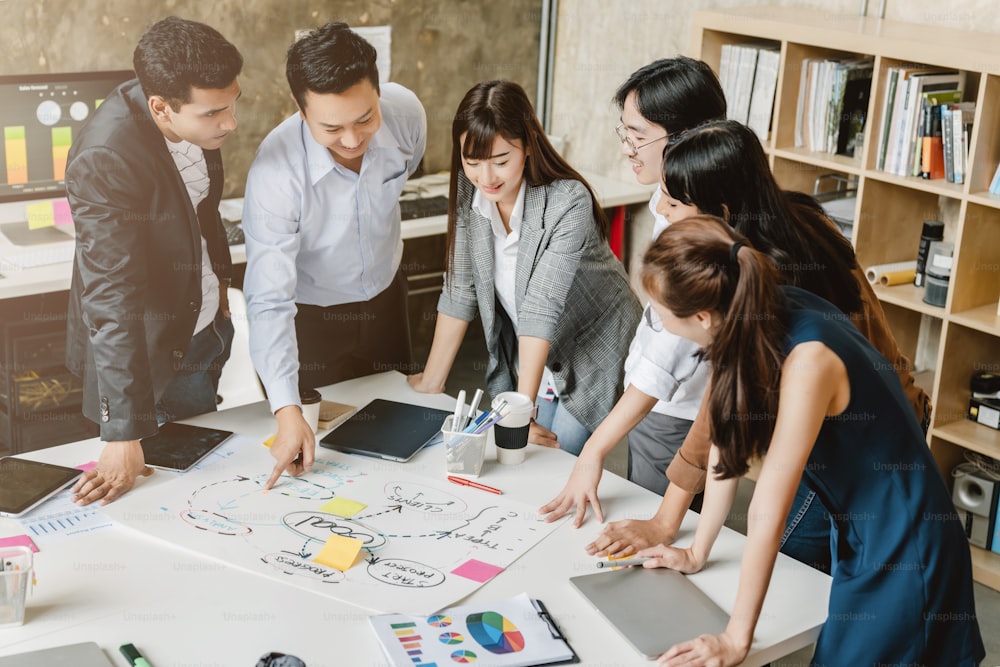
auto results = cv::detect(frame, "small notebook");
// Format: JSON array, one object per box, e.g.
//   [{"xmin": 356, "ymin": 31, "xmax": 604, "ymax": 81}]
[
  {"xmin": 369, "ymin": 592, "xmax": 578, "ymax": 667},
  {"xmin": 0, "ymin": 642, "xmax": 114, "ymax": 666},
  {"xmin": 319, "ymin": 399, "xmax": 453, "ymax": 462},
  {"xmin": 570, "ymin": 567, "xmax": 729, "ymax": 659}
]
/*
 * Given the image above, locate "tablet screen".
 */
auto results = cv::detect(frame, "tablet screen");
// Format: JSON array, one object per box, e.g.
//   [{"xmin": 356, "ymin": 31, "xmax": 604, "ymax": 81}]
[
  {"xmin": 0, "ymin": 457, "xmax": 82, "ymax": 516},
  {"xmin": 140, "ymin": 422, "xmax": 234, "ymax": 472},
  {"xmin": 319, "ymin": 399, "xmax": 452, "ymax": 462}
]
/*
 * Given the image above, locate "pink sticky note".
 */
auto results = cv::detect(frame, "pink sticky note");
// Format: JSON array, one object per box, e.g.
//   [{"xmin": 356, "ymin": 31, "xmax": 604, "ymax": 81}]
[
  {"xmin": 451, "ymin": 559, "xmax": 503, "ymax": 583},
  {"xmin": 53, "ymin": 198, "xmax": 72, "ymax": 226},
  {"xmin": 0, "ymin": 535, "xmax": 39, "ymax": 553},
  {"xmin": 75, "ymin": 461, "xmax": 98, "ymax": 472}
]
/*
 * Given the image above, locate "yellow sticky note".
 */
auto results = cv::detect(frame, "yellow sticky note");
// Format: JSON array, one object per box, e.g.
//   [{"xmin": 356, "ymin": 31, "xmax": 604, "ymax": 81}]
[
  {"xmin": 26, "ymin": 201, "xmax": 55, "ymax": 230},
  {"xmin": 263, "ymin": 434, "xmax": 276, "ymax": 448},
  {"xmin": 320, "ymin": 497, "xmax": 367, "ymax": 518},
  {"xmin": 313, "ymin": 534, "xmax": 363, "ymax": 571}
]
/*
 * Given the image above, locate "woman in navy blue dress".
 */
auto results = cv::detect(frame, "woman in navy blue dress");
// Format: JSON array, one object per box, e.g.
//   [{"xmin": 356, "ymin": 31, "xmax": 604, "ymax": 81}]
[{"xmin": 635, "ymin": 215, "xmax": 984, "ymax": 666}]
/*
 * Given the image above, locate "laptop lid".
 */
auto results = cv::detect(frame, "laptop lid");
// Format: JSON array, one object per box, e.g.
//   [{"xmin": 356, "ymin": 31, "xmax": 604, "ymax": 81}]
[
  {"xmin": 569, "ymin": 567, "xmax": 729, "ymax": 659},
  {"xmin": 0, "ymin": 642, "xmax": 114, "ymax": 667},
  {"xmin": 319, "ymin": 399, "xmax": 453, "ymax": 462}
]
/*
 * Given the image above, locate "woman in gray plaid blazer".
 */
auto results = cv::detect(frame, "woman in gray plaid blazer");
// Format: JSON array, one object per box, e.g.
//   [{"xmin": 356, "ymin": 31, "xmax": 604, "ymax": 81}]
[{"xmin": 408, "ymin": 80, "xmax": 641, "ymax": 455}]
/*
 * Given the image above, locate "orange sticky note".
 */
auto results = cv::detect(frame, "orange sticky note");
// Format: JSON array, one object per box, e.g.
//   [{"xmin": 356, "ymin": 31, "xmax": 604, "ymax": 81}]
[
  {"xmin": 319, "ymin": 497, "xmax": 367, "ymax": 518},
  {"xmin": 313, "ymin": 534, "xmax": 363, "ymax": 571}
]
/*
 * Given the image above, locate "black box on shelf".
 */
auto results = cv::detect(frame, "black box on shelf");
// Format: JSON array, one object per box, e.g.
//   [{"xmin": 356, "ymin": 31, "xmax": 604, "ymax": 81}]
[{"xmin": 968, "ymin": 396, "xmax": 1000, "ymax": 431}]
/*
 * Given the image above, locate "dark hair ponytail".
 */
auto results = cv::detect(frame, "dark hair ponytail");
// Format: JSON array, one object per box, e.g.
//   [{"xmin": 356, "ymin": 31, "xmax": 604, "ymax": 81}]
[{"xmin": 641, "ymin": 215, "xmax": 788, "ymax": 478}]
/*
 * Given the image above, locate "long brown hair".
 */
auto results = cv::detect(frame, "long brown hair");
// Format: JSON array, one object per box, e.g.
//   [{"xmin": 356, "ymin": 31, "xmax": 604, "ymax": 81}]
[
  {"xmin": 445, "ymin": 80, "xmax": 608, "ymax": 276},
  {"xmin": 641, "ymin": 215, "xmax": 788, "ymax": 478}
]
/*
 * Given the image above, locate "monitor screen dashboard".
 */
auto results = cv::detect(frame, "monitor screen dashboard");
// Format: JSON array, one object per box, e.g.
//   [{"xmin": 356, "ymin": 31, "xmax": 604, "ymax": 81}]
[{"xmin": 0, "ymin": 70, "xmax": 133, "ymax": 205}]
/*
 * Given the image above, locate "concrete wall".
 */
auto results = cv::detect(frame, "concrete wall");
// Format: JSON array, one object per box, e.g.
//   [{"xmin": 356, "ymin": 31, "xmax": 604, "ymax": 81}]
[
  {"xmin": 0, "ymin": 0, "xmax": 542, "ymax": 195},
  {"xmin": 549, "ymin": 0, "xmax": 1000, "ymax": 182}
]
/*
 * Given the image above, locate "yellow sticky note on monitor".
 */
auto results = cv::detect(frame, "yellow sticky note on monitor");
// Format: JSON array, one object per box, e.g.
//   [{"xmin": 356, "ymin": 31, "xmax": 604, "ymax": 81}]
[
  {"xmin": 319, "ymin": 497, "xmax": 367, "ymax": 518},
  {"xmin": 314, "ymin": 534, "xmax": 363, "ymax": 571}
]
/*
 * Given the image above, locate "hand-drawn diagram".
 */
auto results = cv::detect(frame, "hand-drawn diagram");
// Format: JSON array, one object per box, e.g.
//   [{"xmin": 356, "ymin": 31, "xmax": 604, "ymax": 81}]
[{"xmin": 104, "ymin": 436, "xmax": 563, "ymax": 614}]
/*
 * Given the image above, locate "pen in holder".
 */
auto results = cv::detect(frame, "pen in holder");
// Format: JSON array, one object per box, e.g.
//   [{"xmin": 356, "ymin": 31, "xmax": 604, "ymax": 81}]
[{"xmin": 442, "ymin": 415, "xmax": 490, "ymax": 478}]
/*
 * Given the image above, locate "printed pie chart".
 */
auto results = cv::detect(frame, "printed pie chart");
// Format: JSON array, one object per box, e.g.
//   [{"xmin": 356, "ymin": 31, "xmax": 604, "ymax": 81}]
[
  {"xmin": 439, "ymin": 631, "xmax": 464, "ymax": 645},
  {"xmin": 450, "ymin": 649, "xmax": 477, "ymax": 663},
  {"xmin": 427, "ymin": 614, "xmax": 452, "ymax": 627},
  {"xmin": 465, "ymin": 611, "xmax": 525, "ymax": 654}
]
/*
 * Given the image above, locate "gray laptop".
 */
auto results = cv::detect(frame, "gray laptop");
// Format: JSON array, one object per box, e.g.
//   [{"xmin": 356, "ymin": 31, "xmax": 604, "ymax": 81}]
[
  {"xmin": 570, "ymin": 566, "xmax": 729, "ymax": 659},
  {"xmin": 0, "ymin": 642, "xmax": 114, "ymax": 667}
]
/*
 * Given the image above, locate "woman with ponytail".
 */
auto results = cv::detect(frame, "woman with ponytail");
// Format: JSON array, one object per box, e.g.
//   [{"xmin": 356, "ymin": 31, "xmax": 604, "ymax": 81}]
[
  {"xmin": 590, "ymin": 120, "xmax": 930, "ymax": 574},
  {"xmin": 636, "ymin": 215, "xmax": 983, "ymax": 667}
]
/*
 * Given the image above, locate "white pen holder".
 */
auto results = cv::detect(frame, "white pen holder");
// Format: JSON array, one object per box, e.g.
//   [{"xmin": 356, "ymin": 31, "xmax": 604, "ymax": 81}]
[{"xmin": 442, "ymin": 416, "xmax": 490, "ymax": 478}]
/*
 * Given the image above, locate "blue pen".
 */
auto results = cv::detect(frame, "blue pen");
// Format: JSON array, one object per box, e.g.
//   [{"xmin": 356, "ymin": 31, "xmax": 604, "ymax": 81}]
[{"xmin": 464, "ymin": 399, "xmax": 506, "ymax": 433}]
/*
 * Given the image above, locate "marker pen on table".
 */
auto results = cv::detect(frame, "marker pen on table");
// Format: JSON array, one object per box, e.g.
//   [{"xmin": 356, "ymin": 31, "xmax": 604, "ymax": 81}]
[
  {"xmin": 120, "ymin": 642, "xmax": 152, "ymax": 667},
  {"xmin": 447, "ymin": 475, "xmax": 503, "ymax": 495},
  {"xmin": 596, "ymin": 557, "xmax": 651, "ymax": 569}
]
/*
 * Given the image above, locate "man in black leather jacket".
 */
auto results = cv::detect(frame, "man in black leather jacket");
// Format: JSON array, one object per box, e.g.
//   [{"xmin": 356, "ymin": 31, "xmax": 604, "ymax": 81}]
[{"xmin": 65, "ymin": 17, "xmax": 243, "ymax": 505}]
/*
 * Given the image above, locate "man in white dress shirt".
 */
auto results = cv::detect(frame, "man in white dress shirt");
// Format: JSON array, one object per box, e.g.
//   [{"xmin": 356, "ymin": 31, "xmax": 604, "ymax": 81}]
[{"xmin": 242, "ymin": 22, "xmax": 427, "ymax": 488}]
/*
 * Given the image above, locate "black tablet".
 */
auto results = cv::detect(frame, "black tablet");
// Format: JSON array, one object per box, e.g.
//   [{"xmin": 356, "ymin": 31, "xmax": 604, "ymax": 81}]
[
  {"xmin": 0, "ymin": 457, "xmax": 82, "ymax": 517},
  {"xmin": 319, "ymin": 399, "xmax": 452, "ymax": 462},
  {"xmin": 140, "ymin": 422, "xmax": 234, "ymax": 472}
]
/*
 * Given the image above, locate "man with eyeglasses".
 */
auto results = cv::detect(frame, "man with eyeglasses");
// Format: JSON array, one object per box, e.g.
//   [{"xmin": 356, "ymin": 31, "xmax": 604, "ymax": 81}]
[{"xmin": 541, "ymin": 57, "xmax": 724, "ymax": 528}]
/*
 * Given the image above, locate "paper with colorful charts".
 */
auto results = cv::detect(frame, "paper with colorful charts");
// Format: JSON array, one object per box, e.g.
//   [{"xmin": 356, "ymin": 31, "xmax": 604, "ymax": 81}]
[
  {"xmin": 102, "ymin": 435, "xmax": 564, "ymax": 615},
  {"xmin": 369, "ymin": 592, "xmax": 576, "ymax": 667}
]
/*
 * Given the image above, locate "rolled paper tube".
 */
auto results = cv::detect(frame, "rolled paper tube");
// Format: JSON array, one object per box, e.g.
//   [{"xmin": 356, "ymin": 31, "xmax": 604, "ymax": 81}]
[
  {"xmin": 880, "ymin": 268, "xmax": 917, "ymax": 286},
  {"xmin": 865, "ymin": 261, "xmax": 917, "ymax": 285}
]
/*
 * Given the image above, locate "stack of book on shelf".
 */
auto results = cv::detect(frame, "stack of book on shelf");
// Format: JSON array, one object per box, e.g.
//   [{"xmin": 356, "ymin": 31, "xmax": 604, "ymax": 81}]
[
  {"xmin": 875, "ymin": 66, "xmax": 972, "ymax": 182},
  {"xmin": 719, "ymin": 43, "xmax": 780, "ymax": 142},
  {"xmin": 794, "ymin": 57, "xmax": 874, "ymax": 157}
]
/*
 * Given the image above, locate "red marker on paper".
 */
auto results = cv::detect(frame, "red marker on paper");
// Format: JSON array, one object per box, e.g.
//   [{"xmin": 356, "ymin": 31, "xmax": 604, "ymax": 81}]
[{"xmin": 447, "ymin": 475, "xmax": 502, "ymax": 495}]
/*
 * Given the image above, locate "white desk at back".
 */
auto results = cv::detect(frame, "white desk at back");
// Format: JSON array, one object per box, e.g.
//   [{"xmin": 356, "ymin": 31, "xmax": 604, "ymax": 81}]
[{"xmin": 0, "ymin": 371, "xmax": 830, "ymax": 666}]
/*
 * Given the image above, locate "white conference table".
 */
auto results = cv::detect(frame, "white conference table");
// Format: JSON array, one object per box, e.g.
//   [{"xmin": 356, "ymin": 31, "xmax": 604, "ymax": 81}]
[{"xmin": 0, "ymin": 372, "xmax": 830, "ymax": 666}]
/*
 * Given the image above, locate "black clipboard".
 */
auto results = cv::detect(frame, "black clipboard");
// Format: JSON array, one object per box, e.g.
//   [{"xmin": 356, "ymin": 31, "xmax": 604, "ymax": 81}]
[{"xmin": 530, "ymin": 598, "xmax": 580, "ymax": 665}]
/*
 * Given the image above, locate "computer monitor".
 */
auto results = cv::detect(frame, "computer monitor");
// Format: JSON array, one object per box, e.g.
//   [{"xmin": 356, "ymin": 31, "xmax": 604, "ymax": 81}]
[{"xmin": 0, "ymin": 70, "xmax": 132, "ymax": 244}]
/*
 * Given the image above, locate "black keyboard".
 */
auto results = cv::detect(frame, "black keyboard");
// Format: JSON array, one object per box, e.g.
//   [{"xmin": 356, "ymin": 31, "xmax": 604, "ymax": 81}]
[
  {"xmin": 224, "ymin": 221, "xmax": 245, "ymax": 245},
  {"xmin": 399, "ymin": 195, "xmax": 449, "ymax": 220}
]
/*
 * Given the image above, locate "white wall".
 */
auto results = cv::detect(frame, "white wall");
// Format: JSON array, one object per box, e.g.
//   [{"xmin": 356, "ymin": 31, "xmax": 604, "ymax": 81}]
[{"xmin": 550, "ymin": 0, "xmax": 1000, "ymax": 181}]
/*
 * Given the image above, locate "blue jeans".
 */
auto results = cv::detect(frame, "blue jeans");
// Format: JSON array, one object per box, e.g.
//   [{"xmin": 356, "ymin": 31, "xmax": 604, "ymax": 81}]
[
  {"xmin": 533, "ymin": 396, "xmax": 592, "ymax": 456},
  {"xmin": 781, "ymin": 405, "xmax": 930, "ymax": 576},
  {"xmin": 156, "ymin": 311, "xmax": 234, "ymax": 424},
  {"xmin": 780, "ymin": 482, "xmax": 832, "ymax": 574}
]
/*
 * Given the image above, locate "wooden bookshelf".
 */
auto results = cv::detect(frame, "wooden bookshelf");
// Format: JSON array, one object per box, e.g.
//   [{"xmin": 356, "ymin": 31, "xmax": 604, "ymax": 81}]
[{"xmin": 692, "ymin": 6, "xmax": 1000, "ymax": 591}]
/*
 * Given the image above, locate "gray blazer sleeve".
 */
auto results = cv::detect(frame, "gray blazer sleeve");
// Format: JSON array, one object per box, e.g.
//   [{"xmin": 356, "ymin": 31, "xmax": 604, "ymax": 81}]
[{"xmin": 517, "ymin": 181, "xmax": 591, "ymax": 341}]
